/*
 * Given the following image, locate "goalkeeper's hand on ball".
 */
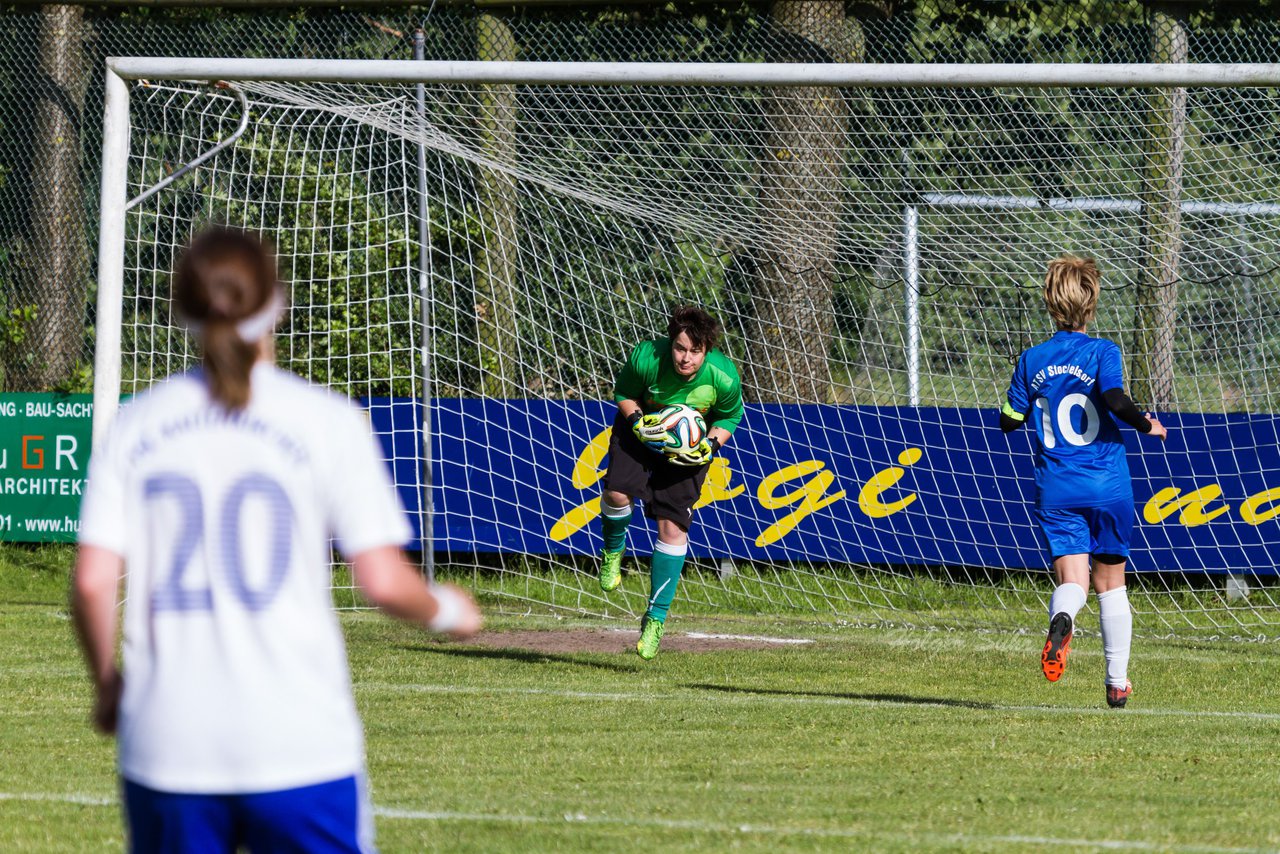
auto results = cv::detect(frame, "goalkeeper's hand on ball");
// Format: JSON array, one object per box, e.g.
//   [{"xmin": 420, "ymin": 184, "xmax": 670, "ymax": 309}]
[
  {"xmin": 629, "ymin": 411, "xmax": 670, "ymax": 453},
  {"xmin": 667, "ymin": 437, "xmax": 713, "ymax": 467}
]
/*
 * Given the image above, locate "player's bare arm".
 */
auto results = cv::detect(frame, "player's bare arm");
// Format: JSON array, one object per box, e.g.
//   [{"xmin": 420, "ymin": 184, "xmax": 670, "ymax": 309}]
[
  {"xmin": 71, "ymin": 545, "xmax": 125, "ymax": 735},
  {"xmin": 617, "ymin": 399, "xmax": 643, "ymax": 421},
  {"xmin": 352, "ymin": 546, "xmax": 481, "ymax": 640}
]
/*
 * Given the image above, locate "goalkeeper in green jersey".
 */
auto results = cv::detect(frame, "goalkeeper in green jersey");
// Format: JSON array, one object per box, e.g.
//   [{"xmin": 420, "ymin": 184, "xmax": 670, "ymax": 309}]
[{"xmin": 599, "ymin": 305, "xmax": 744, "ymax": 660}]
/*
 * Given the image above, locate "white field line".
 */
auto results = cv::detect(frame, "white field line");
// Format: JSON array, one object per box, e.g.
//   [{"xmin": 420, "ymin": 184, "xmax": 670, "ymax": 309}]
[
  {"xmin": 0, "ymin": 792, "xmax": 114, "ymax": 806},
  {"xmin": 4, "ymin": 644, "xmax": 1239, "ymax": 674},
  {"xmin": 0, "ymin": 792, "xmax": 1266, "ymax": 854},
  {"xmin": 604, "ymin": 627, "xmax": 814, "ymax": 644},
  {"xmin": 683, "ymin": 632, "xmax": 814, "ymax": 644},
  {"xmin": 5, "ymin": 665, "xmax": 82, "ymax": 677},
  {"xmin": 868, "ymin": 632, "xmax": 1270, "ymax": 665},
  {"xmin": 24, "ymin": 606, "xmax": 1280, "ymax": 665},
  {"xmin": 374, "ymin": 808, "xmax": 1268, "ymax": 853},
  {"xmin": 356, "ymin": 681, "xmax": 1280, "ymax": 721}
]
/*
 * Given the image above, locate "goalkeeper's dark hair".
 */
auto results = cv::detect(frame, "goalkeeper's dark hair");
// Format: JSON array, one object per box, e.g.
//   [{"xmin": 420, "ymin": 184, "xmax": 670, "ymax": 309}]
[
  {"xmin": 667, "ymin": 305, "xmax": 721, "ymax": 351},
  {"xmin": 173, "ymin": 227, "xmax": 281, "ymax": 411}
]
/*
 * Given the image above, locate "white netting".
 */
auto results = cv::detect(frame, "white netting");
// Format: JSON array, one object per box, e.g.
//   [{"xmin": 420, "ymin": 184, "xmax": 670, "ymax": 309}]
[{"xmin": 117, "ymin": 72, "xmax": 1280, "ymax": 638}]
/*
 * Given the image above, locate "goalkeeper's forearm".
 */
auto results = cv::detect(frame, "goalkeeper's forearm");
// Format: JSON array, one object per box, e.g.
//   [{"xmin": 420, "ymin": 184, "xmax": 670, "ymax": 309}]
[
  {"xmin": 708, "ymin": 426, "xmax": 731, "ymax": 452},
  {"xmin": 618, "ymin": 400, "xmax": 644, "ymax": 422}
]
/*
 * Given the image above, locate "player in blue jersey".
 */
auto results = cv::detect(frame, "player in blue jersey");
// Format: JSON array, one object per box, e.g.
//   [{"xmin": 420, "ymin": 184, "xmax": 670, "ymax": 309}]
[{"xmin": 1001, "ymin": 256, "xmax": 1167, "ymax": 708}]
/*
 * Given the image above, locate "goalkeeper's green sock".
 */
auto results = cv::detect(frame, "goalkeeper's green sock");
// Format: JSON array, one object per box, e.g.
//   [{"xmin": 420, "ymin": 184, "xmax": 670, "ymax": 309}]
[
  {"xmin": 645, "ymin": 540, "xmax": 688, "ymax": 622},
  {"xmin": 601, "ymin": 501, "xmax": 632, "ymax": 553}
]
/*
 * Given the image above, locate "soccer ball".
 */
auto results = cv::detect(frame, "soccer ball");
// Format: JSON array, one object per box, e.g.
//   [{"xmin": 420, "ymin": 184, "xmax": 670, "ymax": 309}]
[{"xmin": 654, "ymin": 404, "xmax": 707, "ymax": 454}]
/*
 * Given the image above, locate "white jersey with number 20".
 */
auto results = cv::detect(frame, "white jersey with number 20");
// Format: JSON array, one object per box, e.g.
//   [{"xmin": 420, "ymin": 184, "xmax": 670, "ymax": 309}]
[{"xmin": 78, "ymin": 364, "xmax": 412, "ymax": 793}]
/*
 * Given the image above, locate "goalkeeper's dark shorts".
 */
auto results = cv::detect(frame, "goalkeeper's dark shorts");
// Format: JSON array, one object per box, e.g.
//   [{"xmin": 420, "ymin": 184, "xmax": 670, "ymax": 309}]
[{"xmin": 603, "ymin": 412, "xmax": 710, "ymax": 530}]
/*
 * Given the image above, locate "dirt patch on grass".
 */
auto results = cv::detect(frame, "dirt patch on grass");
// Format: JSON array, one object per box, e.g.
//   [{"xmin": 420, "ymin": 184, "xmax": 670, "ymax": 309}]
[{"xmin": 465, "ymin": 628, "xmax": 807, "ymax": 655}]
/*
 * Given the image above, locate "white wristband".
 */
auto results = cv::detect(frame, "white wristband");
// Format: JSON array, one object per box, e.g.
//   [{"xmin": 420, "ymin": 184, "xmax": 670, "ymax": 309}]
[{"xmin": 427, "ymin": 584, "xmax": 467, "ymax": 633}]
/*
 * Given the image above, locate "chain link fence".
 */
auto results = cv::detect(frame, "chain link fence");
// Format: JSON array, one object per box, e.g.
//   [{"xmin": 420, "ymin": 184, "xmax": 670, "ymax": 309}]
[{"xmin": 1, "ymin": 1, "xmax": 1278, "ymax": 393}]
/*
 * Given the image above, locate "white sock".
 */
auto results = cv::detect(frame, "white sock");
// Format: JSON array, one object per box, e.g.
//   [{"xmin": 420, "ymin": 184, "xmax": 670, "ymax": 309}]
[
  {"xmin": 653, "ymin": 539, "xmax": 688, "ymax": 557},
  {"xmin": 1097, "ymin": 586, "xmax": 1132, "ymax": 688},
  {"xmin": 1048, "ymin": 582, "xmax": 1087, "ymax": 622},
  {"xmin": 601, "ymin": 500, "xmax": 632, "ymax": 519}
]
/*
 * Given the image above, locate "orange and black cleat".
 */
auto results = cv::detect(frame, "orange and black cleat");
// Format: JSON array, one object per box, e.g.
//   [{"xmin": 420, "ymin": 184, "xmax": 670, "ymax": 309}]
[
  {"xmin": 1106, "ymin": 680, "xmax": 1133, "ymax": 709},
  {"xmin": 1041, "ymin": 612, "xmax": 1073, "ymax": 682}
]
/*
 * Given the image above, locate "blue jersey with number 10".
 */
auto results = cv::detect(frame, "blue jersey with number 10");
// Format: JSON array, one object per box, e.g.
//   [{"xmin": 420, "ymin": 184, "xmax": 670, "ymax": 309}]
[{"xmin": 1005, "ymin": 330, "xmax": 1133, "ymax": 509}]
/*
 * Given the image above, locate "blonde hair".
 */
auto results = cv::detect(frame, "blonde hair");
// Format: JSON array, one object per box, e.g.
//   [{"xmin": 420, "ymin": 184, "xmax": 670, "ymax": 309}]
[{"xmin": 1043, "ymin": 255, "xmax": 1100, "ymax": 331}]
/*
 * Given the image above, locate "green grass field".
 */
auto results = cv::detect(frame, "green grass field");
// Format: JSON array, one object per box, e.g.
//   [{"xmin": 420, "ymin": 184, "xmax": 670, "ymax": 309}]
[{"xmin": 4, "ymin": 546, "xmax": 1280, "ymax": 853}]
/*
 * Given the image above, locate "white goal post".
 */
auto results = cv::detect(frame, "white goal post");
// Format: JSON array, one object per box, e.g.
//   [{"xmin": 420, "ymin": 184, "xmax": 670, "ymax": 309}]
[{"xmin": 94, "ymin": 58, "xmax": 1280, "ymax": 637}]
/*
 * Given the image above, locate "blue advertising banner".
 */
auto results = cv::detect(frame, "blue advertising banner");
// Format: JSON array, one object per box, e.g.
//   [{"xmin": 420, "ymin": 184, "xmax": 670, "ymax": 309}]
[{"xmin": 369, "ymin": 398, "xmax": 1280, "ymax": 575}]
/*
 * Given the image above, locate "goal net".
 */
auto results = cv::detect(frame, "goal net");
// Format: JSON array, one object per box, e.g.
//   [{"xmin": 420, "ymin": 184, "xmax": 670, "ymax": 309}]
[{"xmin": 99, "ymin": 60, "xmax": 1280, "ymax": 638}]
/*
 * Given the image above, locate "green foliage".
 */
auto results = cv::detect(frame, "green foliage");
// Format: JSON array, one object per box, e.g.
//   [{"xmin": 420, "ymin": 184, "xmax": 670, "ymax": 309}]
[
  {"xmin": 87, "ymin": 3, "xmax": 1280, "ymax": 411},
  {"xmin": 0, "ymin": 302, "xmax": 38, "ymax": 393},
  {"xmin": 52, "ymin": 360, "xmax": 93, "ymax": 396}
]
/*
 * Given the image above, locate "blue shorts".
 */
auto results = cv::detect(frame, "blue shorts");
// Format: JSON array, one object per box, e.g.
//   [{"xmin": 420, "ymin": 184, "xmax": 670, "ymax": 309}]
[
  {"xmin": 123, "ymin": 774, "xmax": 373, "ymax": 854},
  {"xmin": 1034, "ymin": 499, "xmax": 1134, "ymax": 561}
]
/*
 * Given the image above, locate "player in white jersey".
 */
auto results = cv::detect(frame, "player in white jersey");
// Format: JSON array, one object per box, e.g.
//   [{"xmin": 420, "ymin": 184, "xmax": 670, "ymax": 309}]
[{"xmin": 71, "ymin": 227, "xmax": 480, "ymax": 853}]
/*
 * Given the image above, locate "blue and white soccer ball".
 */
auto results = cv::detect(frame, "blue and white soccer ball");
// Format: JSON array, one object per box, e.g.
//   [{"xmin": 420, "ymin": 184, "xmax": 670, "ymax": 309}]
[{"xmin": 654, "ymin": 404, "xmax": 707, "ymax": 454}]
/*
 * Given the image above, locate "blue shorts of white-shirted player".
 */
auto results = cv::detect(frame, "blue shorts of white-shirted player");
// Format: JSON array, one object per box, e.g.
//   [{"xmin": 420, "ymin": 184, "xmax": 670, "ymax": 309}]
[{"xmin": 123, "ymin": 774, "xmax": 374, "ymax": 854}]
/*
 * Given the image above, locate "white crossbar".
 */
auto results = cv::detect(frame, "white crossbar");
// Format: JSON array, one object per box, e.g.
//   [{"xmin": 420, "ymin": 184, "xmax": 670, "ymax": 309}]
[{"xmin": 106, "ymin": 58, "xmax": 1280, "ymax": 88}]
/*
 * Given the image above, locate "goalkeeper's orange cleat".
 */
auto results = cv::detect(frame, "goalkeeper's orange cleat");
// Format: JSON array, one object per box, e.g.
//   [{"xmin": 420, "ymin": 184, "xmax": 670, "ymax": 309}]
[
  {"xmin": 1106, "ymin": 680, "xmax": 1133, "ymax": 709},
  {"xmin": 1041, "ymin": 612, "xmax": 1073, "ymax": 682}
]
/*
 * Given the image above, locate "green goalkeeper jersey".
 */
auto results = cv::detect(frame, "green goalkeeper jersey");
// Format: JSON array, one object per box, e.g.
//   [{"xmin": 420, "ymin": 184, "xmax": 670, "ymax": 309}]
[{"xmin": 613, "ymin": 337, "xmax": 744, "ymax": 434}]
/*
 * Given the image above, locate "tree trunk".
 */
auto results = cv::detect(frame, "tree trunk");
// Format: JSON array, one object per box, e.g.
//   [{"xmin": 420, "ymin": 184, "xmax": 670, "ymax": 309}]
[
  {"xmin": 1132, "ymin": 6, "xmax": 1186, "ymax": 410},
  {"xmin": 15, "ymin": 6, "xmax": 88, "ymax": 391},
  {"xmin": 743, "ymin": 0, "xmax": 853, "ymax": 404},
  {"xmin": 474, "ymin": 12, "xmax": 520, "ymax": 398}
]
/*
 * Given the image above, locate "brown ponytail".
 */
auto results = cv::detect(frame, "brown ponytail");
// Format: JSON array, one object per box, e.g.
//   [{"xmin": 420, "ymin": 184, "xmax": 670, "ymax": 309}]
[
  {"xmin": 173, "ymin": 228, "xmax": 281, "ymax": 410},
  {"xmin": 200, "ymin": 322, "xmax": 259, "ymax": 410}
]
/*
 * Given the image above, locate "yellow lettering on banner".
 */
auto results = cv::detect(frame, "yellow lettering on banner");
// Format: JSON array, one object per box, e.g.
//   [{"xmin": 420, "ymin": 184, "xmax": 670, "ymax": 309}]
[
  {"xmin": 570, "ymin": 427, "xmax": 612, "ymax": 489},
  {"xmin": 693, "ymin": 458, "xmax": 745, "ymax": 509},
  {"xmin": 857, "ymin": 448, "xmax": 922, "ymax": 519},
  {"xmin": 549, "ymin": 496, "xmax": 602, "ymax": 542},
  {"xmin": 549, "ymin": 427, "xmax": 612, "ymax": 541},
  {"xmin": 1241, "ymin": 487, "xmax": 1280, "ymax": 526},
  {"xmin": 1143, "ymin": 485, "xmax": 1231, "ymax": 527},
  {"xmin": 551, "ymin": 428, "xmax": 746, "ymax": 540},
  {"xmin": 754, "ymin": 461, "xmax": 846, "ymax": 547}
]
